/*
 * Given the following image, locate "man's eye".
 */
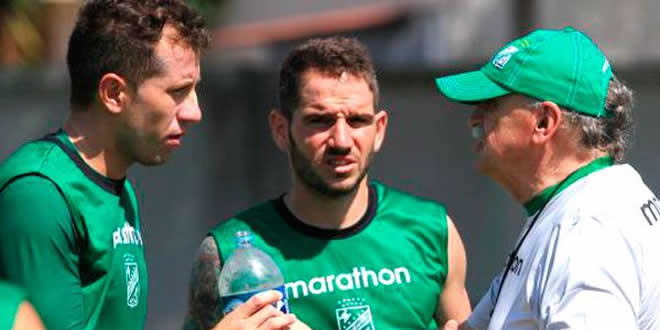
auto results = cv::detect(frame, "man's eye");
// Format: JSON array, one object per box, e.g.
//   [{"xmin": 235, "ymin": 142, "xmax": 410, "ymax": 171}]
[
  {"xmin": 348, "ymin": 116, "xmax": 372, "ymax": 127},
  {"xmin": 307, "ymin": 116, "xmax": 333, "ymax": 125},
  {"xmin": 170, "ymin": 86, "xmax": 190, "ymax": 96}
]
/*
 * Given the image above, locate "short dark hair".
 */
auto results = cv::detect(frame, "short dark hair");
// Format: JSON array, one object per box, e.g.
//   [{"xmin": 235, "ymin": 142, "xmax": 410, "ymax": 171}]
[
  {"xmin": 67, "ymin": 0, "xmax": 210, "ymax": 108},
  {"xmin": 278, "ymin": 36, "xmax": 379, "ymax": 120}
]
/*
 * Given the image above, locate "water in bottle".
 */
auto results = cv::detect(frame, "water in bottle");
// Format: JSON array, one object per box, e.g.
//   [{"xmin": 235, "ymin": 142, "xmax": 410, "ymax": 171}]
[{"xmin": 218, "ymin": 231, "xmax": 289, "ymax": 315}]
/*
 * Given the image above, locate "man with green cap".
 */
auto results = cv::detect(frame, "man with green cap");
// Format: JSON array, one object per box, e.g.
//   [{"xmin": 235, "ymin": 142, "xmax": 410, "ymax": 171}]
[{"xmin": 435, "ymin": 27, "xmax": 660, "ymax": 329}]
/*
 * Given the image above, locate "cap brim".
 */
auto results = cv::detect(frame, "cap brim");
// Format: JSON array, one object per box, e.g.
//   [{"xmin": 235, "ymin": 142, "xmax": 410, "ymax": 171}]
[{"xmin": 435, "ymin": 70, "xmax": 510, "ymax": 103}]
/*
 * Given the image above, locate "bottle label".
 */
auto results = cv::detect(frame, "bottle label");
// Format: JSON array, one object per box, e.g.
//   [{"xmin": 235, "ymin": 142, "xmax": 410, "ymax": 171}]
[{"xmin": 221, "ymin": 285, "xmax": 289, "ymax": 315}]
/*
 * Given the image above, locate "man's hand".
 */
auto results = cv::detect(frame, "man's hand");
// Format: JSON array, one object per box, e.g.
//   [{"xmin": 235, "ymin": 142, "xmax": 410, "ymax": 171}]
[
  {"xmin": 442, "ymin": 320, "xmax": 459, "ymax": 330},
  {"xmin": 289, "ymin": 319, "xmax": 312, "ymax": 330},
  {"xmin": 211, "ymin": 290, "xmax": 296, "ymax": 330},
  {"xmin": 441, "ymin": 319, "xmax": 475, "ymax": 330}
]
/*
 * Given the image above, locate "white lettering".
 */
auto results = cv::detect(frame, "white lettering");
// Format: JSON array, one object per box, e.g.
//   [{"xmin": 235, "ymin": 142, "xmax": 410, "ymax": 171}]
[
  {"xmin": 122, "ymin": 223, "xmax": 135, "ymax": 244},
  {"xmin": 352, "ymin": 267, "xmax": 361, "ymax": 289},
  {"xmin": 378, "ymin": 268, "xmax": 395, "ymax": 285},
  {"xmin": 360, "ymin": 267, "xmax": 378, "ymax": 288},
  {"xmin": 394, "ymin": 267, "xmax": 411, "ymax": 283},
  {"xmin": 336, "ymin": 273, "xmax": 354, "ymax": 291},
  {"xmin": 111, "ymin": 222, "xmax": 143, "ymax": 249},
  {"xmin": 285, "ymin": 266, "xmax": 413, "ymax": 299},
  {"xmin": 285, "ymin": 280, "xmax": 308, "ymax": 299},
  {"xmin": 113, "ymin": 230, "xmax": 122, "ymax": 248},
  {"xmin": 309, "ymin": 277, "xmax": 327, "ymax": 294},
  {"xmin": 325, "ymin": 275, "xmax": 335, "ymax": 292}
]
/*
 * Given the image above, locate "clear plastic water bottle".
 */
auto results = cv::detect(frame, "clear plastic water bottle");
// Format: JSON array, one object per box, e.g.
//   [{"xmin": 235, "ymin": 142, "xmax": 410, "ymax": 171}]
[{"xmin": 218, "ymin": 231, "xmax": 289, "ymax": 315}]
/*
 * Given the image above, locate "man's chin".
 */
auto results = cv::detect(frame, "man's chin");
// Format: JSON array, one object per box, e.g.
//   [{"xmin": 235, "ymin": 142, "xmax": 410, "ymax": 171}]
[
  {"xmin": 322, "ymin": 177, "xmax": 366, "ymax": 196},
  {"xmin": 326, "ymin": 184, "xmax": 357, "ymax": 196},
  {"xmin": 137, "ymin": 153, "xmax": 171, "ymax": 167},
  {"xmin": 474, "ymin": 158, "xmax": 502, "ymax": 179},
  {"xmin": 320, "ymin": 187, "xmax": 357, "ymax": 197},
  {"xmin": 473, "ymin": 153, "xmax": 491, "ymax": 171},
  {"xmin": 474, "ymin": 162, "xmax": 490, "ymax": 176}
]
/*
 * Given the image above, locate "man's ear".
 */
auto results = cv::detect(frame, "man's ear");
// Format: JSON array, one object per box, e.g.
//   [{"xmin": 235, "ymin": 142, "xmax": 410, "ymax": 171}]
[
  {"xmin": 373, "ymin": 109, "xmax": 388, "ymax": 153},
  {"xmin": 98, "ymin": 73, "xmax": 129, "ymax": 114},
  {"xmin": 532, "ymin": 101, "xmax": 562, "ymax": 144},
  {"xmin": 269, "ymin": 109, "xmax": 290, "ymax": 151}
]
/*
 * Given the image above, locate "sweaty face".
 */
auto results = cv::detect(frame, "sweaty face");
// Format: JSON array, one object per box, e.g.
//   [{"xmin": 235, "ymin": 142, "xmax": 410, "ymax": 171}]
[
  {"xmin": 287, "ymin": 70, "xmax": 386, "ymax": 197},
  {"xmin": 117, "ymin": 25, "xmax": 202, "ymax": 166},
  {"xmin": 468, "ymin": 94, "xmax": 537, "ymax": 178}
]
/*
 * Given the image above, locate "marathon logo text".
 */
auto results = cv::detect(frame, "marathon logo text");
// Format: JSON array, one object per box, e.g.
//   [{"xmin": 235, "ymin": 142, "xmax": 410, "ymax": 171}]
[
  {"xmin": 640, "ymin": 196, "xmax": 660, "ymax": 226},
  {"xmin": 286, "ymin": 266, "xmax": 411, "ymax": 299},
  {"xmin": 113, "ymin": 222, "xmax": 144, "ymax": 248}
]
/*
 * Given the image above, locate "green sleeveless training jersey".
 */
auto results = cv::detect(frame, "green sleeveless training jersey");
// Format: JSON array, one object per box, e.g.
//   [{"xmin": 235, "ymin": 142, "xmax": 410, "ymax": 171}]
[
  {"xmin": 0, "ymin": 130, "xmax": 148, "ymax": 330},
  {"xmin": 0, "ymin": 281, "xmax": 26, "ymax": 330},
  {"xmin": 210, "ymin": 182, "xmax": 449, "ymax": 329}
]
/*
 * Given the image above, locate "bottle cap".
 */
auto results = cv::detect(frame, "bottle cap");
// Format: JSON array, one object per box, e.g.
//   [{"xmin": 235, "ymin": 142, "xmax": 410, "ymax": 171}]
[{"xmin": 235, "ymin": 230, "xmax": 253, "ymax": 247}]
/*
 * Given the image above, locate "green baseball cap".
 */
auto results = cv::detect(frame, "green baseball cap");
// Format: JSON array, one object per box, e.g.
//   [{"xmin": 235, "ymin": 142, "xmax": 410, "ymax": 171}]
[{"xmin": 435, "ymin": 27, "xmax": 613, "ymax": 117}]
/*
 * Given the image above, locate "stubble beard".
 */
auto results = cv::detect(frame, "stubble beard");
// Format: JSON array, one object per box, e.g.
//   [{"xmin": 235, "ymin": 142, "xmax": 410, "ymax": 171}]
[
  {"xmin": 116, "ymin": 127, "xmax": 168, "ymax": 167},
  {"xmin": 288, "ymin": 132, "xmax": 371, "ymax": 198}
]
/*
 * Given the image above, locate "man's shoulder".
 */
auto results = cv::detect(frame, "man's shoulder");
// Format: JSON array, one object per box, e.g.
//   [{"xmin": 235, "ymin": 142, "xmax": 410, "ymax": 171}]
[
  {"xmin": 371, "ymin": 181, "xmax": 449, "ymax": 233},
  {"xmin": 550, "ymin": 164, "xmax": 656, "ymax": 230},
  {"xmin": 1, "ymin": 138, "xmax": 56, "ymax": 163},
  {"xmin": 0, "ymin": 175, "xmax": 65, "ymax": 219},
  {"xmin": 209, "ymin": 199, "xmax": 279, "ymax": 233},
  {"xmin": 569, "ymin": 164, "xmax": 650, "ymax": 209},
  {"xmin": 0, "ymin": 136, "xmax": 66, "ymax": 186},
  {"xmin": 0, "ymin": 174, "xmax": 74, "ymax": 245},
  {"xmin": 1, "ymin": 174, "xmax": 60, "ymax": 196},
  {"xmin": 371, "ymin": 180, "xmax": 447, "ymax": 211}
]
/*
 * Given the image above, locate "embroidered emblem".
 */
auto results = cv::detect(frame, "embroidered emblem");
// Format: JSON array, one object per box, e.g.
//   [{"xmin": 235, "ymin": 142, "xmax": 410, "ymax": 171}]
[
  {"xmin": 336, "ymin": 297, "xmax": 375, "ymax": 330},
  {"xmin": 124, "ymin": 253, "xmax": 140, "ymax": 308},
  {"xmin": 492, "ymin": 45, "xmax": 520, "ymax": 69}
]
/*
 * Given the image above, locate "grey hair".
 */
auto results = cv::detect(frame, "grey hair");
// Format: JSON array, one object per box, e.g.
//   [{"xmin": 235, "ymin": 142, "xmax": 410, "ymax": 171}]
[{"xmin": 526, "ymin": 76, "xmax": 634, "ymax": 162}]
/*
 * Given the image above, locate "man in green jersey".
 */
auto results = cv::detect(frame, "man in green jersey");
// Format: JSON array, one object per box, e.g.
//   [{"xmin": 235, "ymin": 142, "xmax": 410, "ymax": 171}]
[
  {"xmin": 0, "ymin": 0, "xmax": 209, "ymax": 329},
  {"xmin": 184, "ymin": 37, "xmax": 471, "ymax": 330},
  {"xmin": 0, "ymin": 281, "xmax": 45, "ymax": 330}
]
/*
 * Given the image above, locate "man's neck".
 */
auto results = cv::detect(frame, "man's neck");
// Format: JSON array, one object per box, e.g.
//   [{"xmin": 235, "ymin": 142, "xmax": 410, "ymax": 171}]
[
  {"xmin": 514, "ymin": 151, "xmax": 608, "ymax": 203},
  {"xmin": 284, "ymin": 179, "xmax": 370, "ymax": 230},
  {"xmin": 64, "ymin": 110, "xmax": 129, "ymax": 179}
]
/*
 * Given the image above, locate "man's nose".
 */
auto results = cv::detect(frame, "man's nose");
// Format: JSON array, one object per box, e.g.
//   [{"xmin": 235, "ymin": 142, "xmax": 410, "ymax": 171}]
[
  {"xmin": 178, "ymin": 90, "xmax": 202, "ymax": 124},
  {"xmin": 328, "ymin": 119, "xmax": 352, "ymax": 149}
]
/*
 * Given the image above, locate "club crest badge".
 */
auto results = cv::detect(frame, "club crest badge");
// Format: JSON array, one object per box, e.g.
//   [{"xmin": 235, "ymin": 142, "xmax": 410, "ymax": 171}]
[
  {"xmin": 492, "ymin": 45, "xmax": 519, "ymax": 69},
  {"xmin": 124, "ymin": 253, "xmax": 140, "ymax": 308},
  {"xmin": 335, "ymin": 297, "xmax": 375, "ymax": 330}
]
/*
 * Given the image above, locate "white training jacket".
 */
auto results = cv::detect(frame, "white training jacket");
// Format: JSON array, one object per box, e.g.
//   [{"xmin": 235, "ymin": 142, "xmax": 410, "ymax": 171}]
[{"xmin": 468, "ymin": 163, "xmax": 660, "ymax": 330}]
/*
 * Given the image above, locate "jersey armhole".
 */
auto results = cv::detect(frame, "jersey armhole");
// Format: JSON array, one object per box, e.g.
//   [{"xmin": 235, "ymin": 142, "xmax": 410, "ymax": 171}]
[
  {"xmin": 208, "ymin": 233, "xmax": 225, "ymax": 267},
  {"xmin": 1, "ymin": 173, "xmax": 82, "ymax": 254}
]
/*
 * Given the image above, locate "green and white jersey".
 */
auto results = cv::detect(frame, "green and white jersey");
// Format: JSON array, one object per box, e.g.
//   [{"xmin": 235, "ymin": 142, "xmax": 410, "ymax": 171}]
[
  {"xmin": 0, "ymin": 130, "xmax": 148, "ymax": 330},
  {"xmin": 0, "ymin": 281, "xmax": 26, "ymax": 330},
  {"xmin": 210, "ymin": 181, "xmax": 450, "ymax": 330},
  {"xmin": 469, "ymin": 158, "xmax": 660, "ymax": 330}
]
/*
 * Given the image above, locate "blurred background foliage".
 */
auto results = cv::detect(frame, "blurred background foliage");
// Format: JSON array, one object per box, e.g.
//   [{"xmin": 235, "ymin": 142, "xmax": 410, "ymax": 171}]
[
  {"xmin": 0, "ymin": 0, "xmax": 223, "ymax": 67},
  {"xmin": 187, "ymin": 0, "xmax": 224, "ymax": 24},
  {"xmin": 0, "ymin": 0, "xmax": 44, "ymax": 65}
]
